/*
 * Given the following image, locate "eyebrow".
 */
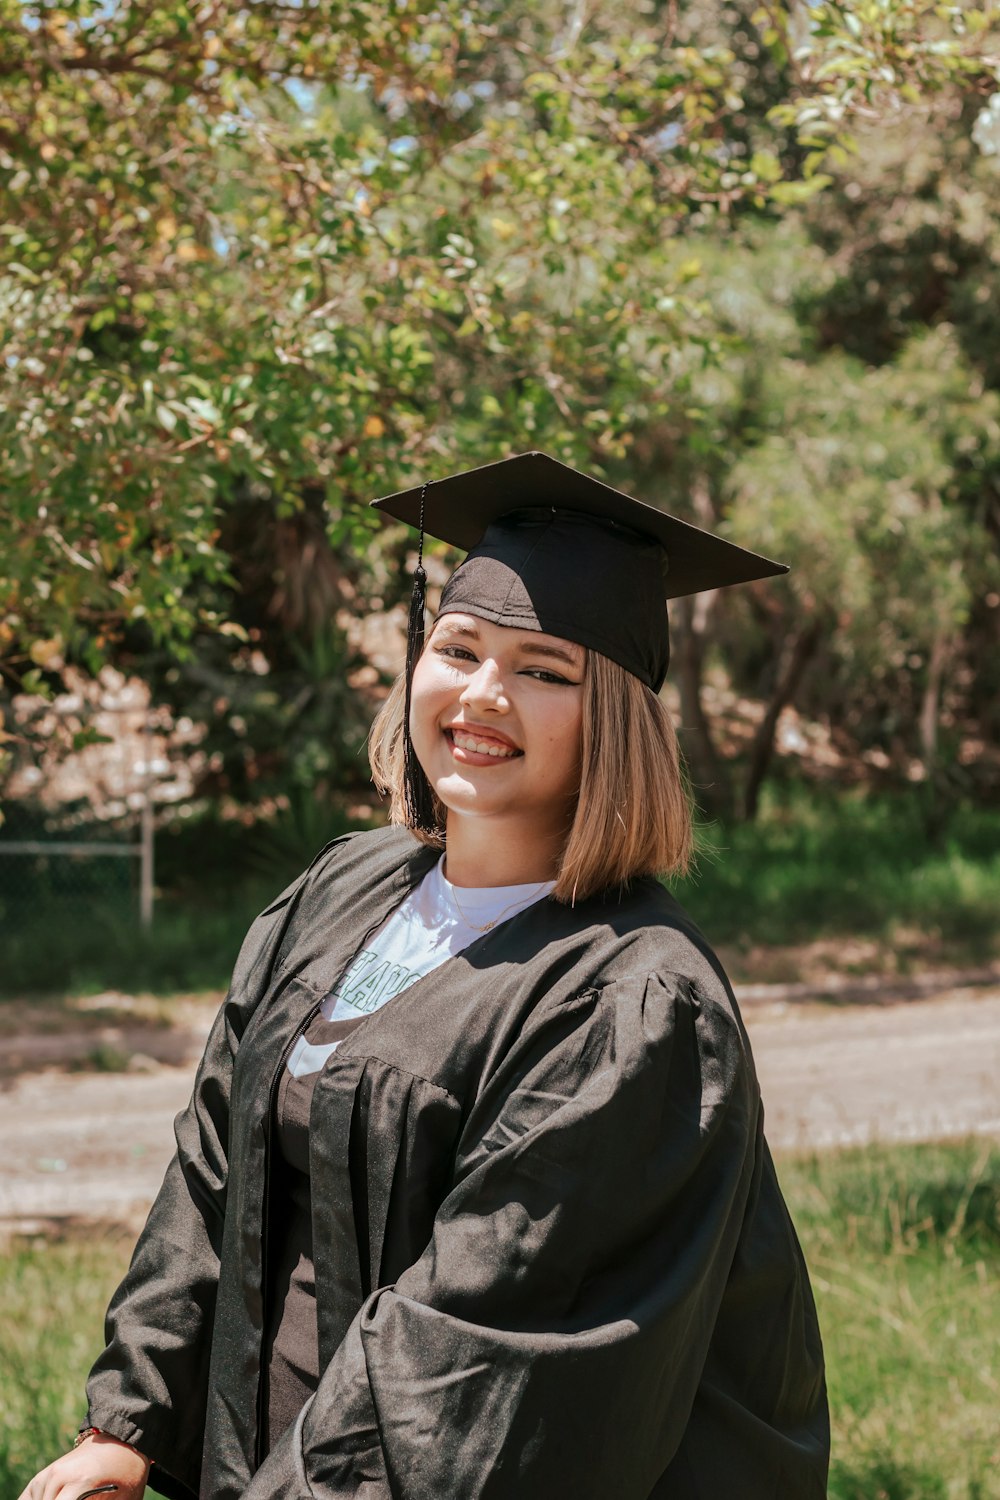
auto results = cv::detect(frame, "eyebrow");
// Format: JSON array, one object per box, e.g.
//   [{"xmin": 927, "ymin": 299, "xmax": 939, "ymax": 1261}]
[{"xmin": 433, "ymin": 620, "xmax": 584, "ymax": 667}]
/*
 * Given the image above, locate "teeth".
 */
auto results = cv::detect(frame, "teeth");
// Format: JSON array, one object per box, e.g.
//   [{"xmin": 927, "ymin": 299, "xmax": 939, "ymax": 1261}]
[{"xmin": 452, "ymin": 732, "xmax": 517, "ymax": 758}]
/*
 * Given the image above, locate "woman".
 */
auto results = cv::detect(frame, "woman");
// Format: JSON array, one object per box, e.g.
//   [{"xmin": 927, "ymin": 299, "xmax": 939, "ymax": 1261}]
[{"xmin": 23, "ymin": 453, "xmax": 829, "ymax": 1500}]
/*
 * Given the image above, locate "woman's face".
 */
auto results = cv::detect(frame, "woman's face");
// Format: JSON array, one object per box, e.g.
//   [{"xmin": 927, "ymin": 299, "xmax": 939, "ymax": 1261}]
[{"xmin": 409, "ymin": 612, "xmax": 586, "ymax": 841}]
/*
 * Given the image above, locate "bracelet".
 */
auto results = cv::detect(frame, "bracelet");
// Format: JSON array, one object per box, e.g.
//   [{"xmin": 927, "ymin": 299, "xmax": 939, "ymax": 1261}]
[{"xmin": 74, "ymin": 1427, "xmax": 144, "ymax": 1458}]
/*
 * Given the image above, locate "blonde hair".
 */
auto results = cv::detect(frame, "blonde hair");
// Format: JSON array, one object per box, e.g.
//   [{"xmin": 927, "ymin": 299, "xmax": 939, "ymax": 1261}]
[{"xmin": 368, "ymin": 638, "xmax": 692, "ymax": 904}]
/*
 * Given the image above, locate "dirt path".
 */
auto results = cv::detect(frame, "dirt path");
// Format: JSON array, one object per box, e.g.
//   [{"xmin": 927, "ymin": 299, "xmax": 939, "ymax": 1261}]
[
  {"xmin": 1, "ymin": 985, "xmax": 998, "ymax": 1235},
  {"xmin": 749, "ymin": 988, "xmax": 1000, "ymax": 1150}
]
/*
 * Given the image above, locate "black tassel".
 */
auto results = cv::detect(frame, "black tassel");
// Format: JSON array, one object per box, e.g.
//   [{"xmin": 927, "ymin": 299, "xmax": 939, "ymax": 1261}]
[{"xmin": 402, "ymin": 484, "xmax": 442, "ymax": 835}]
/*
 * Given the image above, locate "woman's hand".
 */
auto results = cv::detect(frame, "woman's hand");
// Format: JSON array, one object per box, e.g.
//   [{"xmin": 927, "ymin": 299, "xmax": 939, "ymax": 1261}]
[{"xmin": 17, "ymin": 1431, "xmax": 151, "ymax": 1500}]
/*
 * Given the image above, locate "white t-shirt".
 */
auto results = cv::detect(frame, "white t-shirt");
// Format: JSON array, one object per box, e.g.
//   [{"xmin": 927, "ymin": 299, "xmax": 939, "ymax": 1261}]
[{"xmin": 285, "ymin": 857, "xmax": 555, "ymax": 1079}]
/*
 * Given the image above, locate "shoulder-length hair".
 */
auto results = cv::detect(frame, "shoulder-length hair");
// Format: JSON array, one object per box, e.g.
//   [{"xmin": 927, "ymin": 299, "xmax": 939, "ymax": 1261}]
[{"xmin": 368, "ymin": 632, "xmax": 692, "ymax": 904}]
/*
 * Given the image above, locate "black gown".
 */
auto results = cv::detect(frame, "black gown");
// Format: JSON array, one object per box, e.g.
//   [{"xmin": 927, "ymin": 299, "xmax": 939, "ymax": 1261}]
[{"xmin": 84, "ymin": 826, "xmax": 829, "ymax": 1499}]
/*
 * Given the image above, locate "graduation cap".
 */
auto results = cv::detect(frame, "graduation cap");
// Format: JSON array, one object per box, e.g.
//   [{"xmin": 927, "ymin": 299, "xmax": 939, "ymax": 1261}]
[{"xmin": 372, "ymin": 450, "xmax": 787, "ymax": 831}]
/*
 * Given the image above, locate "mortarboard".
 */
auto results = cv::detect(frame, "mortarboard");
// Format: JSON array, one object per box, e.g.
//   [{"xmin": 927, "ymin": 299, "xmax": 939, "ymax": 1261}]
[{"xmin": 372, "ymin": 450, "xmax": 787, "ymax": 830}]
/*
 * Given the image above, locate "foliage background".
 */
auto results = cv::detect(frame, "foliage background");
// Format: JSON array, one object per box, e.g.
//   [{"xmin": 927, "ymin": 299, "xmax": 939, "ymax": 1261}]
[
  {"xmin": 2, "ymin": 0, "xmax": 1000, "ymax": 969},
  {"xmin": 2, "ymin": 12, "xmax": 1000, "ymax": 1500}
]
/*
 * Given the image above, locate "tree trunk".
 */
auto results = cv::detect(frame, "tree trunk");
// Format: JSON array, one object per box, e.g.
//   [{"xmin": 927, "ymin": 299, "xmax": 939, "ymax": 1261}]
[
  {"xmin": 918, "ymin": 627, "xmax": 952, "ymax": 843},
  {"xmin": 741, "ymin": 618, "xmax": 823, "ymax": 822},
  {"xmin": 672, "ymin": 590, "xmax": 732, "ymax": 820},
  {"xmin": 919, "ymin": 629, "xmax": 950, "ymax": 773}
]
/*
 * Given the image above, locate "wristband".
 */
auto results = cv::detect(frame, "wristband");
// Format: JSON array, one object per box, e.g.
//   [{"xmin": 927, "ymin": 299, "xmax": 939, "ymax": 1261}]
[{"xmin": 73, "ymin": 1427, "xmax": 144, "ymax": 1458}]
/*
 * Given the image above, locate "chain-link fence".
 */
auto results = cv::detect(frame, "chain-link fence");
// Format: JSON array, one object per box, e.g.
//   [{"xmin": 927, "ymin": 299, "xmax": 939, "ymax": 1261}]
[
  {"xmin": 0, "ymin": 795, "xmax": 151, "ymax": 937},
  {"xmin": 1, "ymin": 672, "xmax": 194, "ymax": 945}
]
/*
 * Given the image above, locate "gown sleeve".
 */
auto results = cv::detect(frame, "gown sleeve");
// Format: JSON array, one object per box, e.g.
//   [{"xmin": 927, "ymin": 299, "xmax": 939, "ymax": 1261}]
[
  {"xmin": 82, "ymin": 868, "xmax": 314, "ymax": 1500},
  {"xmin": 245, "ymin": 968, "xmax": 765, "ymax": 1500}
]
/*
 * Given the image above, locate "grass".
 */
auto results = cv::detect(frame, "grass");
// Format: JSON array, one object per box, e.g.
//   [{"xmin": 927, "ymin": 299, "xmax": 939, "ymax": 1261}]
[
  {"xmin": 0, "ymin": 1227, "xmax": 137, "ymax": 1498},
  {"xmin": 778, "ymin": 1140, "xmax": 1000, "ymax": 1500},
  {"xmin": 672, "ymin": 789, "xmax": 1000, "ymax": 976},
  {"xmin": 1, "ymin": 1141, "xmax": 997, "ymax": 1499},
  {"xmin": 1, "ymin": 788, "xmax": 998, "ymax": 998}
]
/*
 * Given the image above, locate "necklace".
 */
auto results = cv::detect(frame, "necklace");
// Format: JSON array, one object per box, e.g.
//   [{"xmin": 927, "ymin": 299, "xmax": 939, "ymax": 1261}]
[{"xmin": 447, "ymin": 876, "xmax": 551, "ymax": 933}]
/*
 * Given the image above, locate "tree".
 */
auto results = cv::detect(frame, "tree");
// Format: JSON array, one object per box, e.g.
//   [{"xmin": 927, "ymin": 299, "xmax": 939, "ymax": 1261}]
[
  {"xmin": 2, "ymin": 0, "xmax": 1000, "ymax": 824},
  {"xmin": 2, "ymin": 0, "xmax": 998, "ymax": 674},
  {"xmin": 726, "ymin": 325, "xmax": 1000, "ymax": 816}
]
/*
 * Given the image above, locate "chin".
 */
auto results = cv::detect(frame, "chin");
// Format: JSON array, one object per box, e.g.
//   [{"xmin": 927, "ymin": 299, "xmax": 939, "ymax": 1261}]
[{"xmin": 434, "ymin": 780, "xmax": 497, "ymax": 812}]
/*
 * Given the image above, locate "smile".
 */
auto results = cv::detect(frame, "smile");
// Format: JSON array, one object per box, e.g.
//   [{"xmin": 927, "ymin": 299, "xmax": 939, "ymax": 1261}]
[{"xmin": 445, "ymin": 729, "xmax": 522, "ymax": 761}]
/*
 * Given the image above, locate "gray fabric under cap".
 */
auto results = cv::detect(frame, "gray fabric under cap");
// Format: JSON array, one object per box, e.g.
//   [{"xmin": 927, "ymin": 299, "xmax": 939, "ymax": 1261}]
[{"xmin": 438, "ymin": 508, "xmax": 671, "ymax": 690}]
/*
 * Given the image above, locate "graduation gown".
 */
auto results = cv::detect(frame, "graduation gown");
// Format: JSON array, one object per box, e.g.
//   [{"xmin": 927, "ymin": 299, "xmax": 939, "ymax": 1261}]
[{"xmin": 84, "ymin": 826, "xmax": 829, "ymax": 1500}]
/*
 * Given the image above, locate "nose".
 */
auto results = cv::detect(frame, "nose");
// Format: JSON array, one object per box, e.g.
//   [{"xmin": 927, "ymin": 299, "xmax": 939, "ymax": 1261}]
[{"xmin": 459, "ymin": 657, "xmax": 510, "ymax": 713}]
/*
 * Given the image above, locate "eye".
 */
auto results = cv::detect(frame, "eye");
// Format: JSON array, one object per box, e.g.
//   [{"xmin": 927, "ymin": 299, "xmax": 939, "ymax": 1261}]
[
  {"xmin": 521, "ymin": 668, "xmax": 576, "ymax": 685},
  {"xmin": 434, "ymin": 643, "xmax": 477, "ymax": 663}
]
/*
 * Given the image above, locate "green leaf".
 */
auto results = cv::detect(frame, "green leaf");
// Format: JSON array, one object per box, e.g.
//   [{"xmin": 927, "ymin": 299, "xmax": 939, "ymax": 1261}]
[
  {"xmin": 751, "ymin": 150, "xmax": 784, "ymax": 183},
  {"xmin": 72, "ymin": 727, "xmax": 115, "ymax": 751},
  {"xmin": 769, "ymin": 174, "xmax": 834, "ymax": 204}
]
